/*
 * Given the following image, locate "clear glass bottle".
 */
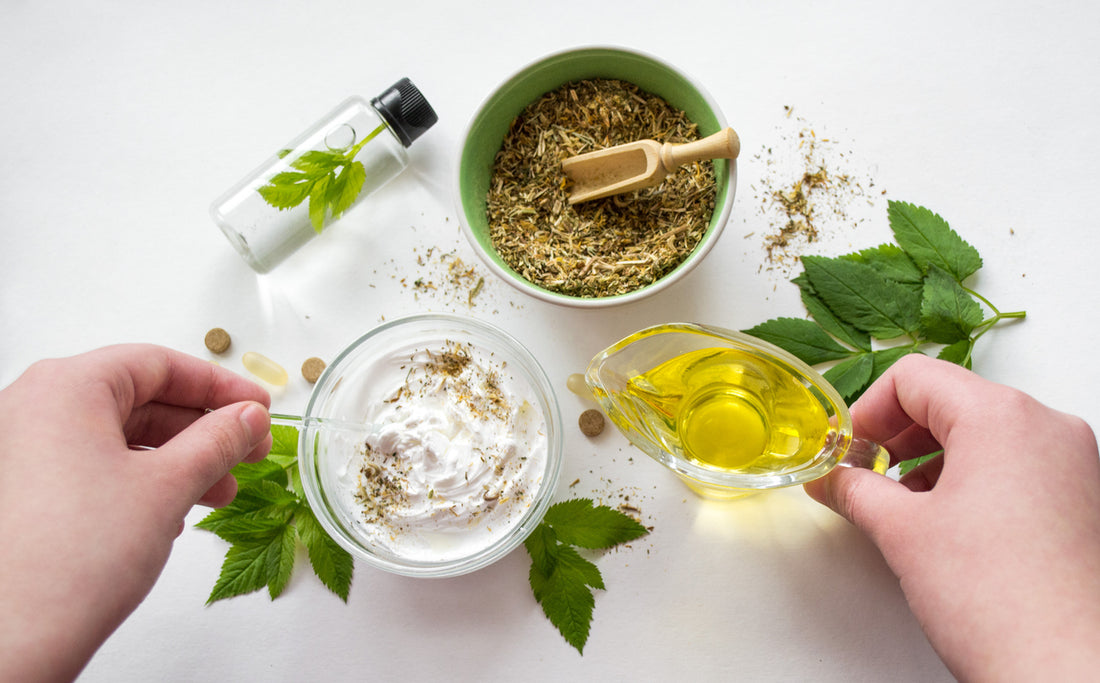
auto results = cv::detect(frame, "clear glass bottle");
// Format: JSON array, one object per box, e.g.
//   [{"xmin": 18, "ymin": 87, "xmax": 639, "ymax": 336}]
[{"xmin": 211, "ymin": 78, "xmax": 437, "ymax": 273}]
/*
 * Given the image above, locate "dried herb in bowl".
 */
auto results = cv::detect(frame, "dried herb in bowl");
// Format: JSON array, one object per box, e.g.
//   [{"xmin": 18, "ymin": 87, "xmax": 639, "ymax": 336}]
[{"xmin": 486, "ymin": 79, "xmax": 717, "ymax": 298}]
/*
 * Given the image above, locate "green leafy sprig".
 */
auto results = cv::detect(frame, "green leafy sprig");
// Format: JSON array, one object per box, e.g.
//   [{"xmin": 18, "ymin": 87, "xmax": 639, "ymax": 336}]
[
  {"xmin": 743, "ymin": 200, "xmax": 1025, "ymax": 474},
  {"xmin": 197, "ymin": 424, "xmax": 353, "ymax": 603},
  {"xmin": 524, "ymin": 499, "xmax": 649, "ymax": 654},
  {"xmin": 257, "ymin": 122, "xmax": 388, "ymax": 232},
  {"xmin": 199, "ymin": 429, "xmax": 649, "ymax": 655}
]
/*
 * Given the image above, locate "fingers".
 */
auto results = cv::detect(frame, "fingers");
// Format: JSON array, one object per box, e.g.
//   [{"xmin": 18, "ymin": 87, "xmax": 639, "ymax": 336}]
[
  {"xmin": 77, "ymin": 344, "xmax": 270, "ymax": 417},
  {"xmin": 804, "ymin": 355, "xmax": 985, "ymax": 538},
  {"xmin": 154, "ymin": 401, "xmax": 272, "ymax": 508},
  {"xmin": 898, "ymin": 453, "xmax": 945, "ymax": 492},
  {"xmin": 807, "ymin": 355, "xmax": 1032, "ymax": 537},
  {"xmin": 871, "ymin": 422, "xmax": 942, "ymax": 468},
  {"xmin": 123, "ymin": 403, "xmax": 206, "ymax": 448},
  {"xmin": 804, "ymin": 465, "xmax": 911, "ymax": 541},
  {"xmin": 851, "ymin": 355, "xmax": 995, "ymax": 454},
  {"xmin": 75, "ymin": 345, "xmax": 274, "ymax": 509},
  {"xmin": 198, "ymin": 473, "xmax": 240, "ymax": 508}
]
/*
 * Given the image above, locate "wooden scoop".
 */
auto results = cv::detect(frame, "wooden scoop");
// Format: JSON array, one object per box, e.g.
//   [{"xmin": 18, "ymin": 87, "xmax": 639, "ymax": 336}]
[{"xmin": 562, "ymin": 127, "xmax": 739, "ymax": 204}]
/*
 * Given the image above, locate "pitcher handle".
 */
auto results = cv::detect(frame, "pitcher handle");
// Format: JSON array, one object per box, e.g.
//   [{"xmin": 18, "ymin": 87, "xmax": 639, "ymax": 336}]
[{"xmin": 837, "ymin": 438, "xmax": 890, "ymax": 475}]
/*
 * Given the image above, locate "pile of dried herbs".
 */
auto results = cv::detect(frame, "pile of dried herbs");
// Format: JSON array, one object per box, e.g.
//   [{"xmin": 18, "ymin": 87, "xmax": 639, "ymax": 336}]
[{"xmin": 486, "ymin": 79, "xmax": 717, "ymax": 298}]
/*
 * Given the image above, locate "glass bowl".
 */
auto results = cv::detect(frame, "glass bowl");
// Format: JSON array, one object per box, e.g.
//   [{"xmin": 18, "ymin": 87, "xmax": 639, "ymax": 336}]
[
  {"xmin": 298, "ymin": 314, "xmax": 563, "ymax": 577},
  {"xmin": 454, "ymin": 45, "xmax": 737, "ymax": 308}
]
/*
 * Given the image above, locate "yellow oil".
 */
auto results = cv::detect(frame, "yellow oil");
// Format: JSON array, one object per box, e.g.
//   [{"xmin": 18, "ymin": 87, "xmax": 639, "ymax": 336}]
[{"xmin": 616, "ymin": 347, "xmax": 831, "ymax": 475}]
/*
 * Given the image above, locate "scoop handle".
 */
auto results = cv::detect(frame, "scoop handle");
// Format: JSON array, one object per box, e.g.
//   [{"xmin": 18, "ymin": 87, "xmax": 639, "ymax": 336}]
[{"xmin": 660, "ymin": 127, "xmax": 740, "ymax": 173}]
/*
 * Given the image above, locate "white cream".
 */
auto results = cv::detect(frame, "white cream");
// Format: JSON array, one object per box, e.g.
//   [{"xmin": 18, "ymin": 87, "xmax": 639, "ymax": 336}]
[{"xmin": 337, "ymin": 340, "xmax": 548, "ymax": 562}]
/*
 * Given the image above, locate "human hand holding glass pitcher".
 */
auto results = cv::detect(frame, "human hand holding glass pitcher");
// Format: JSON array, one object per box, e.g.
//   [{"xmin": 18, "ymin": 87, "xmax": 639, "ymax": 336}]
[
  {"xmin": 804, "ymin": 353, "xmax": 1100, "ymax": 680},
  {"xmin": 587, "ymin": 325, "xmax": 1100, "ymax": 679},
  {"xmin": 584, "ymin": 323, "xmax": 889, "ymax": 499}
]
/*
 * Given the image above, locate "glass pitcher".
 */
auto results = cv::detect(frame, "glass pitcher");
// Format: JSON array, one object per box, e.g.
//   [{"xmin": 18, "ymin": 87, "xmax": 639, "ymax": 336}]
[{"xmin": 584, "ymin": 322, "xmax": 888, "ymax": 499}]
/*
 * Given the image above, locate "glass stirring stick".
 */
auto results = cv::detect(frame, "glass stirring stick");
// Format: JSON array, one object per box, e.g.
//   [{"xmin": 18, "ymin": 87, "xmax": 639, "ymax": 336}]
[
  {"xmin": 127, "ymin": 412, "xmax": 376, "ymax": 451},
  {"xmin": 268, "ymin": 412, "xmax": 378, "ymax": 439}
]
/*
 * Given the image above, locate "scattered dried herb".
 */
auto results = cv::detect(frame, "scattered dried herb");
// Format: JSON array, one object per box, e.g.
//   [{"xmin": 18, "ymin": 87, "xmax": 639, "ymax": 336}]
[
  {"xmin": 487, "ymin": 79, "xmax": 717, "ymax": 297},
  {"xmin": 403, "ymin": 247, "xmax": 490, "ymax": 309},
  {"xmin": 752, "ymin": 106, "xmax": 880, "ymax": 270}
]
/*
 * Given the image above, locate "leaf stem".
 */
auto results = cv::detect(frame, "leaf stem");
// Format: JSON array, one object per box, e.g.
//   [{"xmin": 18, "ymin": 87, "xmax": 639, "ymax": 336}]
[
  {"xmin": 964, "ymin": 286, "xmax": 999, "ymax": 313},
  {"xmin": 964, "ymin": 287, "xmax": 1026, "ymax": 322},
  {"xmin": 348, "ymin": 122, "xmax": 388, "ymax": 158},
  {"xmin": 959, "ymin": 307, "xmax": 1026, "ymax": 366}
]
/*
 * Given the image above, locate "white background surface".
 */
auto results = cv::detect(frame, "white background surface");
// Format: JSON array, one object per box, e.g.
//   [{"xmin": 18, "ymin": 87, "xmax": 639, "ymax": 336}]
[{"xmin": 2, "ymin": 1, "xmax": 1097, "ymax": 680}]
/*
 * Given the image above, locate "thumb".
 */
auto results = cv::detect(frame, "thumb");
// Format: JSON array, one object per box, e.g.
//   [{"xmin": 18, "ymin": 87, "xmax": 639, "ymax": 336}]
[
  {"xmin": 804, "ymin": 465, "xmax": 910, "ymax": 542},
  {"xmin": 155, "ymin": 401, "xmax": 272, "ymax": 507}
]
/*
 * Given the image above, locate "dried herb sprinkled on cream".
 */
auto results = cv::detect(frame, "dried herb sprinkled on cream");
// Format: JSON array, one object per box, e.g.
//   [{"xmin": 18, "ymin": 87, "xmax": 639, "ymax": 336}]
[{"xmin": 342, "ymin": 340, "xmax": 548, "ymax": 561}]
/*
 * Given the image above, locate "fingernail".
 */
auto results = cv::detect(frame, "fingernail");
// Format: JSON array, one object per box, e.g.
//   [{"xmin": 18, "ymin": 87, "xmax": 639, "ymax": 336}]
[{"xmin": 239, "ymin": 402, "xmax": 271, "ymax": 445}]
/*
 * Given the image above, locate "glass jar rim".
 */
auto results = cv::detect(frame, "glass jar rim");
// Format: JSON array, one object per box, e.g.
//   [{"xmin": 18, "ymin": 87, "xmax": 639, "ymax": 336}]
[{"xmin": 298, "ymin": 313, "xmax": 564, "ymax": 577}]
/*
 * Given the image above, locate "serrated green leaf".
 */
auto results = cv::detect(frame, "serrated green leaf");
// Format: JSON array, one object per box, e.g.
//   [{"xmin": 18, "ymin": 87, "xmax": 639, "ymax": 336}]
[
  {"xmin": 842, "ymin": 244, "xmax": 924, "ymax": 284},
  {"xmin": 259, "ymin": 141, "xmax": 373, "ymax": 223},
  {"xmin": 937, "ymin": 338, "xmax": 974, "ymax": 369},
  {"xmin": 530, "ymin": 544, "xmax": 601, "ymax": 654},
  {"xmin": 329, "ymin": 161, "xmax": 366, "ymax": 218},
  {"xmin": 919, "ymin": 265, "xmax": 984, "ymax": 344},
  {"xmin": 291, "ymin": 149, "xmax": 344, "ymax": 173},
  {"xmin": 898, "ymin": 450, "xmax": 943, "ymax": 476},
  {"xmin": 823, "ymin": 353, "xmax": 874, "ymax": 400},
  {"xmin": 206, "ymin": 540, "xmax": 275, "ymax": 604},
  {"xmin": 270, "ymin": 424, "xmax": 299, "ymax": 457},
  {"xmin": 743, "ymin": 317, "xmax": 854, "ymax": 365},
  {"xmin": 308, "ymin": 174, "xmax": 332, "ymax": 232},
  {"xmin": 887, "ymin": 201, "xmax": 983, "ymax": 281},
  {"xmin": 257, "ymin": 178, "xmax": 313, "ymax": 210},
  {"xmin": 295, "ymin": 504, "xmax": 353, "ymax": 601},
  {"xmin": 288, "ymin": 465, "xmax": 305, "ymax": 498},
  {"xmin": 869, "ymin": 347, "xmax": 922, "ymax": 385},
  {"xmin": 265, "ymin": 170, "xmax": 311, "ymax": 186},
  {"xmin": 527, "ymin": 498, "xmax": 648, "ymax": 653},
  {"xmin": 528, "ymin": 554, "xmax": 551, "ymax": 604},
  {"xmin": 802, "ymin": 255, "xmax": 922, "ymax": 339},
  {"xmin": 541, "ymin": 499, "xmax": 648, "ymax": 550},
  {"xmin": 794, "ymin": 278, "xmax": 871, "ymax": 352},
  {"xmin": 524, "ymin": 522, "xmax": 559, "ymax": 580},
  {"xmin": 205, "ymin": 516, "xmax": 287, "ymax": 544},
  {"xmin": 195, "ymin": 480, "xmax": 298, "ymax": 534},
  {"xmin": 832, "ymin": 348, "xmax": 921, "ymax": 404},
  {"xmin": 232, "ymin": 479, "xmax": 300, "ymax": 509},
  {"xmin": 791, "ymin": 272, "xmax": 815, "ymax": 295},
  {"xmin": 556, "ymin": 544, "xmax": 605, "ymax": 591},
  {"xmin": 231, "ymin": 459, "xmax": 288, "ymax": 488},
  {"xmin": 266, "ymin": 524, "xmax": 297, "ymax": 599}
]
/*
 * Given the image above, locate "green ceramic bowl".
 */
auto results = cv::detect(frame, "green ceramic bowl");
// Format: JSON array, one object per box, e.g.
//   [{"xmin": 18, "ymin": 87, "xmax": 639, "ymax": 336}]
[{"xmin": 454, "ymin": 45, "xmax": 737, "ymax": 308}]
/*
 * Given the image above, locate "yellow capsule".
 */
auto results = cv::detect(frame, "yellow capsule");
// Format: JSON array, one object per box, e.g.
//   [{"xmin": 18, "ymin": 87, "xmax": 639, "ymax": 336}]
[
  {"xmin": 242, "ymin": 351, "xmax": 288, "ymax": 386},
  {"xmin": 565, "ymin": 373, "xmax": 589, "ymax": 397}
]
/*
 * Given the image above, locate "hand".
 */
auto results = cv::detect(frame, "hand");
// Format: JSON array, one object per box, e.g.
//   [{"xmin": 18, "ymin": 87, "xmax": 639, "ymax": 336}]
[
  {"xmin": 804, "ymin": 354, "xmax": 1100, "ymax": 681},
  {"xmin": 0, "ymin": 344, "xmax": 272, "ymax": 683}
]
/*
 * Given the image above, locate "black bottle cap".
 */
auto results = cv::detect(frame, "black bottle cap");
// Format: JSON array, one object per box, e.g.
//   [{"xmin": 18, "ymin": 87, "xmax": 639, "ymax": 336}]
[{"xmin": 371, "ymin": 78, "xmax": 438, "ymax": 147}]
